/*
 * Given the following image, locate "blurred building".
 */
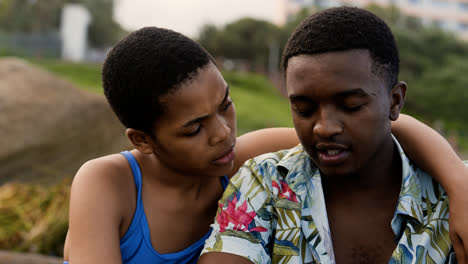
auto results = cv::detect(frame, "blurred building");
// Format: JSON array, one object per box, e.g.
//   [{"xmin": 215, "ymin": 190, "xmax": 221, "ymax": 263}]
[
  {"xmin": 278, "ymin": 0, "xmax": 468, "ymax": 40},
  {"xmin": 60, "ymin": 4, "xmax": 91, "ymax": 62}
]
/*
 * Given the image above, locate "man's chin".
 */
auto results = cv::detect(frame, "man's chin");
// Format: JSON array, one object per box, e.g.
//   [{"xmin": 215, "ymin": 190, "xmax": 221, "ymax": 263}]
[{"xmin": 316, "ymin": 164, "xmax": 356, "ymax": 180}]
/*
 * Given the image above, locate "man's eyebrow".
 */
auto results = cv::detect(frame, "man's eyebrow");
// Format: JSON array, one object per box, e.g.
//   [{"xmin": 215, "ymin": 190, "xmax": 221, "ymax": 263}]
[
  {"xmin": 182, "ymin": 85, "xmax": 230, "ymax": 128},
  {"xmin": 289, "ymin": 94, "xmax": 312, "ymax": 103},
  {"xmin": 335, "ymin": 88, "xmax": 369, "ymax": 99},
  {"xmin": 289, "ymin": 88, "xmax": 369, "ymax": 103}
]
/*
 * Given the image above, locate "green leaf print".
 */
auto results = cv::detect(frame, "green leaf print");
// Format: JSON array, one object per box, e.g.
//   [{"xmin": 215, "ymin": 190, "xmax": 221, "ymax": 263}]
[
  {"xmin": 275, "ymin": 199, "xmax": 301, "ymax": 211},
  {"xmin": 221, "ymin": 229, "xmax": 263, "ymax": 244}
]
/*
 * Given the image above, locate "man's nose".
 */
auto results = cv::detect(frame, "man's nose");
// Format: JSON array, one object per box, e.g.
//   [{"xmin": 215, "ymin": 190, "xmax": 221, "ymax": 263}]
[{"xmin": 312, "ymin": 108, "xmax": 343, "ymax": 139}]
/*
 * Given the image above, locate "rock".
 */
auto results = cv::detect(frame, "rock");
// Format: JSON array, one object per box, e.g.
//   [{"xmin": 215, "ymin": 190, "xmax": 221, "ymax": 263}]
[
  {"xmin": 0, "ymin": 57, "xmax": 131, "ymax": 185},
  {"xmin": 0, "ymin": 250, "xmax": 62, "ymax": 264}
]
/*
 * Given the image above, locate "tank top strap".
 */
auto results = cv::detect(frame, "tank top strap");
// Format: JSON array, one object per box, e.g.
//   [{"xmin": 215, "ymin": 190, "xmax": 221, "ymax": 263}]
[
  {"xmin": 120, "ymin": 151, "xmax": 143, "ymax": 191},
  {"xmin": 119, "ymin": 151, "xmax": 145, "ymax": 243},
  {"xmin": 220, "ymin": 175, "xmax": 229, "ymax": 190}
]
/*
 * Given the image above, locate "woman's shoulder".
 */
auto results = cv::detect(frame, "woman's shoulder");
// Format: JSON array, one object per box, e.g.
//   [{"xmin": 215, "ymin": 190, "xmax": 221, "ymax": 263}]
[
  {"xmin": 70, "ymin": 152, "xmax": 136, "ymax": 214},
  {"xmin": 75, "ymin": 152, "xmax": 131, "ymax": 185}
]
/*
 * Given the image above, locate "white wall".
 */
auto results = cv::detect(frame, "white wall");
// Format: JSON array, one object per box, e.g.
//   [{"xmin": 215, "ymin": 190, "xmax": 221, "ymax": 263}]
[{"xmin": 60, "ymin": 4, "xmax": 91, "ymax": 62}]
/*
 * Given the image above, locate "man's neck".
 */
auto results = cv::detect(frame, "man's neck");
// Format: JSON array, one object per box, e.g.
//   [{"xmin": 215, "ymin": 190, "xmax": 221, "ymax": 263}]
[{"xmin": 322, "ymin": 137, "xmax": 404, "ymax": 264}]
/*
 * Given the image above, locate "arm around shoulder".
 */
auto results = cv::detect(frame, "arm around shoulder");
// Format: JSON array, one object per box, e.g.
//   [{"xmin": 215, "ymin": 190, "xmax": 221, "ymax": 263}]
[
  {"xmin": 232, "ymin": 127, "xmax": 299, "ymax": 177},
  {"xmin": 391, "ymin": 114, "xmax": 466, "ymax": 190},
  {"xmin": 392, "ymin": 114, "xmax": 468, "ymax": 263},
  {"xmin": 66, "ymin": 158, "xmax": 125, "ymax": 264}
]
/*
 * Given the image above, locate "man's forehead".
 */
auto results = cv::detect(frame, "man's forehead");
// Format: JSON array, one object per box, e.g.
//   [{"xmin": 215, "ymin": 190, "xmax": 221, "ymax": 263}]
[
  {"xmin": 287, "ymin": 49, "xmax": 372, "ymax": 70},
  {"xmin": 286, "ymin": 50, "xmax": 379, "ymax": 94}
]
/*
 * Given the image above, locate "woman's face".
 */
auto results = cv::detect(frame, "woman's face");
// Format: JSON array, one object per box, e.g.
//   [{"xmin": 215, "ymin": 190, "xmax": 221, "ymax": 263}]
[{"xmin": 152, "ymin": 63, "xmax": 237, "ymax": 178}]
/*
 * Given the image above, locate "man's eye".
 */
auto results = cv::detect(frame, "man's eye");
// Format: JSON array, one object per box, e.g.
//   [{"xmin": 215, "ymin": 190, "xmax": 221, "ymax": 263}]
[
  {"xmin": 293, "ymin": 107, "xmax": 313, "ymax": 117},
  {"xmin": 342, "ymin": 104, "xmax": 364, "ymax": 112}
]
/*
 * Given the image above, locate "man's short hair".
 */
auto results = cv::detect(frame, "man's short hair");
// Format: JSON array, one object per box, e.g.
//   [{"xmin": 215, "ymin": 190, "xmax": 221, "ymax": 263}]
[
  {"xmin": 282, "ymin": 6, "xmax": 399, "ymax": 89},
  {"xmin": 102, "ymin": 27, "xmax": 215, "ymax": 134}
]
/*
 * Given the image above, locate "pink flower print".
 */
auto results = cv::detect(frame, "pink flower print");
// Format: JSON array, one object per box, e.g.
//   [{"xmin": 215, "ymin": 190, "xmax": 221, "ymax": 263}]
[
  {"xmin": 216, "ymin": 196, "xmax": 267, "ymax": 233},
  {"xmin": 272, "ymin": 180, "xmax": 298, "ymax": 203}
]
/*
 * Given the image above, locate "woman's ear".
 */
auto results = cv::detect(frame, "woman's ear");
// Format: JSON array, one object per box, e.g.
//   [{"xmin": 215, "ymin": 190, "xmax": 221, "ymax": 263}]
[
  {"xmin": 126, "ymin": 128, "xmax": 155, "ymax": 154},
  {"xmin": 389, "ymin": 81, "xmax": 407, "ymax": 121}
]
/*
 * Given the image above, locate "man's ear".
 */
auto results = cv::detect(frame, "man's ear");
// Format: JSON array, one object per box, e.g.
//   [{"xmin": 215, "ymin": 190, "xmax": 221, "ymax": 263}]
[
  {"xmin": 126, "ymin": 128, "xmax": 155, "ymax": 154},
  {"xmin": 389, "ymin": 81, "xmax": 407, "ymax": 121}
]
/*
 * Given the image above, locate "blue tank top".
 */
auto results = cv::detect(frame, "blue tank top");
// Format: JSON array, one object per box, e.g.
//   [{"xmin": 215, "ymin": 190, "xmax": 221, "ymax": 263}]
[{"xmin": 118, "ymin": 151, "xmax": 230, "ymax": 264}]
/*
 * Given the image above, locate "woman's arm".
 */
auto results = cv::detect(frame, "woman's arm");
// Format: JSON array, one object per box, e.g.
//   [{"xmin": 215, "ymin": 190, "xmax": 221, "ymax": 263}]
[
  {"xmin": 392, "ymin": 114, "xmax": 468, "ymax": 263},
  {"xmin": 231, "ymin": 128, "xmax": 299, "ymax": 177},
  {"xmin": 66, "ymin": 159, "xmax": 124, "ymax": 264}
]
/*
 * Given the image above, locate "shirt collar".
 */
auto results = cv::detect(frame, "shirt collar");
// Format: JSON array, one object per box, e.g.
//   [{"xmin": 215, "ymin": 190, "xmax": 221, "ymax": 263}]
[
  {"xmin": 275, "ymin": 135, "xmax": 426, "ymax": 233},
  {"xmin": 390, "ymin": 134, "xmax": 425, "ymax": 236},
  {"xmin": 276, "ymin": 144, "xmax": 317, "ymax": 196}
]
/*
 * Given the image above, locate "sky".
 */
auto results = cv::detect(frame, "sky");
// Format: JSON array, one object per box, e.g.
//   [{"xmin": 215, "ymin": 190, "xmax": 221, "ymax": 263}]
[{"xmin": 114, "ymin": 0, "xmax": 282, "ymax": 38}]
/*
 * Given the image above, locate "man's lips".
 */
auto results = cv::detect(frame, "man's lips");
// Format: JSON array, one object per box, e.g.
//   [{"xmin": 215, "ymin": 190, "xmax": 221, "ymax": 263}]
[
  {"xmin": 212, "ymin": 145, "xmax": 236, "ymax": 165},
  {"xmin": 315, "ymin": 143, "xmax": 350, "ymax": 165}
]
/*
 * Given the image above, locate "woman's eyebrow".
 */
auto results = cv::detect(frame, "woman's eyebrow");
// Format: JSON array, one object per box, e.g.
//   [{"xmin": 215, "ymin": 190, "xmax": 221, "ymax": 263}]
[{"xmin": 182, "ymin": 85, "xmax": 230, "ymax": 128}]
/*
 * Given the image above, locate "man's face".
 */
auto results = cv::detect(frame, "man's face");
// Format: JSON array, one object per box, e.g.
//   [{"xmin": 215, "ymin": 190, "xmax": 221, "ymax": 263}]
[{"xmin": 286, "ymin": 50, "xmax": 404, "ymax": 177}]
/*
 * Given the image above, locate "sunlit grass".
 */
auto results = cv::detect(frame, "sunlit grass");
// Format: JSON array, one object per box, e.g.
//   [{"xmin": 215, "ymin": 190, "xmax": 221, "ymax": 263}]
[{"xmin": 27, "ymin": 58, "xmax": 103, "ymax": 93}]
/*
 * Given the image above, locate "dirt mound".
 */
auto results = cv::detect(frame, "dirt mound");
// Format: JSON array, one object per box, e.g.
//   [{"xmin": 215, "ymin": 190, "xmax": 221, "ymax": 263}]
[{"xmin": 0, "ymin": 57, "xmax": 130, "ymax": 185}]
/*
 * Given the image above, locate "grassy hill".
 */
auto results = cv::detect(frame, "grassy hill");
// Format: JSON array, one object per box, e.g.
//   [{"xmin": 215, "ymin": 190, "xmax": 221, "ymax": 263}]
[{"xmin": 28, "ymin": 58, "xmax": 293, "ymax": 136}]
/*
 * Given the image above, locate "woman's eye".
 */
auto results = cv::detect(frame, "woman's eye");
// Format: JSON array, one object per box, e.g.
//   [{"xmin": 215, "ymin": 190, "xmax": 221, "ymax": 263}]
[
  {"xmin": 222, "ymin": 100, "xmax": 233, "ymax": 112},
  {"xmin": 185, "ymin": 126, "xmax": 201, "ymax": 137}
]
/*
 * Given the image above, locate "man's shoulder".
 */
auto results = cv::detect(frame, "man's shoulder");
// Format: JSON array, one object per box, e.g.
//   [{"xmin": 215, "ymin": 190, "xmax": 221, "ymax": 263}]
[
  {"xmin": 247, "ymin": 144, "xmax": 308, "ymax": 171},
  {"xmin": 234, "ymin": 144, "xmax": 309, "ymax": 183},
  {"xmin": 412, "ymin": 160, "xmax": 468, "ymax": 201},
  {"xmin": 409, "ymin": 161, "xmax": 447, "ymax": 198},
  {"xmin": 230, "ymin": 145, "xmax": 312, "ymax": 202}
]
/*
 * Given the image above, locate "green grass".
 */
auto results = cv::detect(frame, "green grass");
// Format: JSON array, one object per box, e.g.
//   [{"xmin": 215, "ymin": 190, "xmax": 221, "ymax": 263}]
[
  {"xmin": 27, "ymin": 58, "xmax": 103, "ymax": 93},
  {"xmin": 222, "ymin": 71, "xmax": 292, "ymax": 134},
  {"xmin": 27, "ymin": 58, "xmax": 293, "ymax": 134}
]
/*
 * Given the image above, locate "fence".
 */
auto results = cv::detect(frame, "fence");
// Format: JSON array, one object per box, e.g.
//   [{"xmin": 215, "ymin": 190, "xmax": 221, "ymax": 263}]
[{"xmin": 0, "ymin": 31, "xmax": 61, "ymax": 58}]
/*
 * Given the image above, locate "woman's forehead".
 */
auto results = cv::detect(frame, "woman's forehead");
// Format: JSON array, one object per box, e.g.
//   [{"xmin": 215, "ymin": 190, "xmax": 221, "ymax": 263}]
[{"xmin": 159, "ymin": 65, "xmax": 228, "ymax": 124}]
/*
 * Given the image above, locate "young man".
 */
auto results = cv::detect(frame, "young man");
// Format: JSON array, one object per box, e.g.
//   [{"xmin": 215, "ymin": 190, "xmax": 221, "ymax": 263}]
[{"xmin": 199, "ymin": 7, "xmax": 466, "ymax": 264}]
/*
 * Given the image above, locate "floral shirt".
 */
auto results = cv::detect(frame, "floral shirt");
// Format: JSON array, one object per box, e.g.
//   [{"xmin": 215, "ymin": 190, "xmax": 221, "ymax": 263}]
[{"xmin": 201, "ymin": 136, "xmax": 462, "ymax": 264}]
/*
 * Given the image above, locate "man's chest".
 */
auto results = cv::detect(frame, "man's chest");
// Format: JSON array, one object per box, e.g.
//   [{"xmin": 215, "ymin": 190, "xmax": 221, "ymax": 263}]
[
  {"xmin": 269, "ymin": 197, "xmax": 452, "ymax": 264},
  {"xmin": 326, "ymin": 201, "xmax": 398, "ymax": 263},
  {"xmin": 272, "ymin": 219, "xmax": 454, "ymax": 264}
]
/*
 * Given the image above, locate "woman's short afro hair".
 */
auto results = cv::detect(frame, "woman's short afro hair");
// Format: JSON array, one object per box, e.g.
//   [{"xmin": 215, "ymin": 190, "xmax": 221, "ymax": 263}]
[
  {"xmin": 282, "ymin": 6, "xmax": 399, "ymax": 89},
  {"xmin": 102, "ymin": 27, "xmax": 214, "ymax": 134}
]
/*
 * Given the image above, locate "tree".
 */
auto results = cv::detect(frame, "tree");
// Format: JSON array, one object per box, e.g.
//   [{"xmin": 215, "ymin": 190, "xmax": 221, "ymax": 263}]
[
  {"xmin": 78, "ymin": 0, "xmax": 127, "ymax": 48},
  {"xmin": 199, "ymin": 18, "xmax": 281, "ymax": 70},
  {"xmin": 0, "ymin": 0, "xmax": 126, "ymax": 48}
]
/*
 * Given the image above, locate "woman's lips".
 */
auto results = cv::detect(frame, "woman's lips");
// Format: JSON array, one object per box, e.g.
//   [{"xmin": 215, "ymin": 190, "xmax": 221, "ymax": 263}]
[{"xmin": 212, "ymin": 147, "xmax": 235, "ymax": 165}]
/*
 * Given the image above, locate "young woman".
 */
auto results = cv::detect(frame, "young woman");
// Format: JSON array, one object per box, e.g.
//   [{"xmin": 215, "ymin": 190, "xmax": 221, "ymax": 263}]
[{"xmin": 64, "ymin": 27, "xmax": 468, "ymax": 264}]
